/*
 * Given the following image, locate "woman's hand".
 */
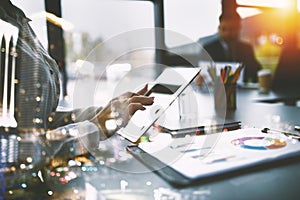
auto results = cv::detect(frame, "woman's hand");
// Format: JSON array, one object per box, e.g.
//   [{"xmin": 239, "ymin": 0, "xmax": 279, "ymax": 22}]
[{"xmin": 93, "ymin": 84, "xmax": 154, "ymax": 139}]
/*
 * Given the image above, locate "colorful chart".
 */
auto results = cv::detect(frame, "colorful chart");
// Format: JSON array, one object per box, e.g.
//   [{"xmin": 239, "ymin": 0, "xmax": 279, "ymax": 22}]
[{"xmin": 231, "ymin": 136, "xmax": 286, "ymax": 150}]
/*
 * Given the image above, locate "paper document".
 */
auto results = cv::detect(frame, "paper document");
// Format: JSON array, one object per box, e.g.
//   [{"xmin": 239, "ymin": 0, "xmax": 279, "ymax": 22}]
[{"xmin": 138, "ymin": 128, "xmax": 300, "ymax": 179}]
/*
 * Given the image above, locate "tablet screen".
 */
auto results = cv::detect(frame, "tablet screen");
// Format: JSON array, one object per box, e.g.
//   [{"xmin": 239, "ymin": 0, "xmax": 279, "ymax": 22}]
[{"xmin": 117, "ymin": 68, "xmax": 200, "ymax": 143}]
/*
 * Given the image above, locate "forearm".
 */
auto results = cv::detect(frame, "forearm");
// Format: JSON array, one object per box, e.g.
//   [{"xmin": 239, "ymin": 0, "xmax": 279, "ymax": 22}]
[
  {"xmin": 46, "ymin": 120, "xmax": 104, "ymax": 158},
  {"xmin": 49, "ymin": 106, "xmax": 102, "ymax": 129}
]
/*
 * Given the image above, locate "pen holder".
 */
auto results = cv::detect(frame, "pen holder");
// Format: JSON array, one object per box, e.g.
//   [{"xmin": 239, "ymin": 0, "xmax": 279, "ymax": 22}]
[{"xmin": 214, "ymin": 83, "xmax": 237, "ymax": 112}]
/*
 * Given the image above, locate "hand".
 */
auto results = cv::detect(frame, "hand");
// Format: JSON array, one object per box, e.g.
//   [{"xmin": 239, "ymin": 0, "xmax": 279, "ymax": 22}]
[{"xmin": 93, "ymin": 84, "xmax": 154, "ymax": 139}]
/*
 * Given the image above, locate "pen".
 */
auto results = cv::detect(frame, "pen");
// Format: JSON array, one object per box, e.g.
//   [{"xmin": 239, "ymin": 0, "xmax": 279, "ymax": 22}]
[
  {"xmin": 168, "ymin": 121, "xmax": 241, "ymax": 138},
  {"xmin": 231, "ymin": 65, "xmax": 243, "ymax": 83},
  {"xmin": 261, "ymin": 128, "xmax": 300, "ymax": 140},
  {"xmin": 220, "ymin": 68, "xmax": 225, "ymax": 82},
  {"xmin": 223, "ymin": 65, "xmax": 231, "ymax": 84}
]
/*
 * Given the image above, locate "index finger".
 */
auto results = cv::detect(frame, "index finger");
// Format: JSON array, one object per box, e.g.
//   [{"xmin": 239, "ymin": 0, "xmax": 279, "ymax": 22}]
[{"xmin": 136, "ymin": 84, "xmax": 148, "ymax": 95}]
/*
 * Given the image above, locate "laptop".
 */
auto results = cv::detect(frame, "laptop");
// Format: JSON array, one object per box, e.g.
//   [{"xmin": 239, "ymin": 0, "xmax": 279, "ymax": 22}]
[{"xmin": 117, "ymin": 67, "xmax": 201, "ymax": 143}]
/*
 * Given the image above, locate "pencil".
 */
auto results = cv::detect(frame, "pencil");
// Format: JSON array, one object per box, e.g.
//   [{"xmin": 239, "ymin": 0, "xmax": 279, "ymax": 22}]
[{"xmin": 231, "ymin": 65, "xmax": 243, "ymax": 83}]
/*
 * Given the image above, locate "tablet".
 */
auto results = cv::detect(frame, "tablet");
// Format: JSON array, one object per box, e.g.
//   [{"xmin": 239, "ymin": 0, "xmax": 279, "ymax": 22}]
[{"xmin": 117, "ymin": 67, "xmax": 200, "ymax": 143}]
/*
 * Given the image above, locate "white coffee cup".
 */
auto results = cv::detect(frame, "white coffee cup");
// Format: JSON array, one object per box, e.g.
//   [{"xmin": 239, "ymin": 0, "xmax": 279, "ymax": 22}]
[{"xmin": 257, "ymin": 69, "xmax": 272, "ymax": 93}]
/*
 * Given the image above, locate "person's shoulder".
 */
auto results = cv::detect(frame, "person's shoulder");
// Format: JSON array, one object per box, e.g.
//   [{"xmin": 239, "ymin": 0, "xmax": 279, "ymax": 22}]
[
  {"xmin": 198, "ymin": 34, "xmax": 219, "ymax": 46},
  {"xmin": 0, "ymin": 1, "xmax": 30, "ymax": 27},
  {"xmin": 204, "ymin": 38, "xmax": 220, "ymax": 46},
  {"xmin": 202, "ymin": 38, "xmax": 222, "ymax": 51}
]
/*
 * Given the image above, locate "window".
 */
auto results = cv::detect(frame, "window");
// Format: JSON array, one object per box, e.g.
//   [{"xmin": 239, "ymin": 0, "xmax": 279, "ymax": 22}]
[
  {"xmin": 237, "ymin": 0, "xmax": 300, "ymax": 73},
  {"xmin": 164, "ymin": 0, "xmax": 222, "ymax": 47},
  {"xmin": 61, "ymin": 0, "xmax": 155, "ymax": 79},
  {"xmin": 61, "ymin": 0, "xmax": 155, "ymax": 106}
]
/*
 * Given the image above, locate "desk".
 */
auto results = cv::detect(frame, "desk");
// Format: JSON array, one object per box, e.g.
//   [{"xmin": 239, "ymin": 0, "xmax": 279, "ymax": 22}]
[
  {"xmin": 3, "ymin": 86, "xmax": 300, "ymax": 199},
  {"xmin": 85, "ymin": 87, "xmax": 300, "ymax": 200}
]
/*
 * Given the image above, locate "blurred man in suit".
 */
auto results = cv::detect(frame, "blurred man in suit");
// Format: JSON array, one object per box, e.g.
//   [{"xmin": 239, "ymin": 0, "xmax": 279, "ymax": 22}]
[{"xmin": 202, "ymin": 12, "xmax": 262, "ymax": 83}]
